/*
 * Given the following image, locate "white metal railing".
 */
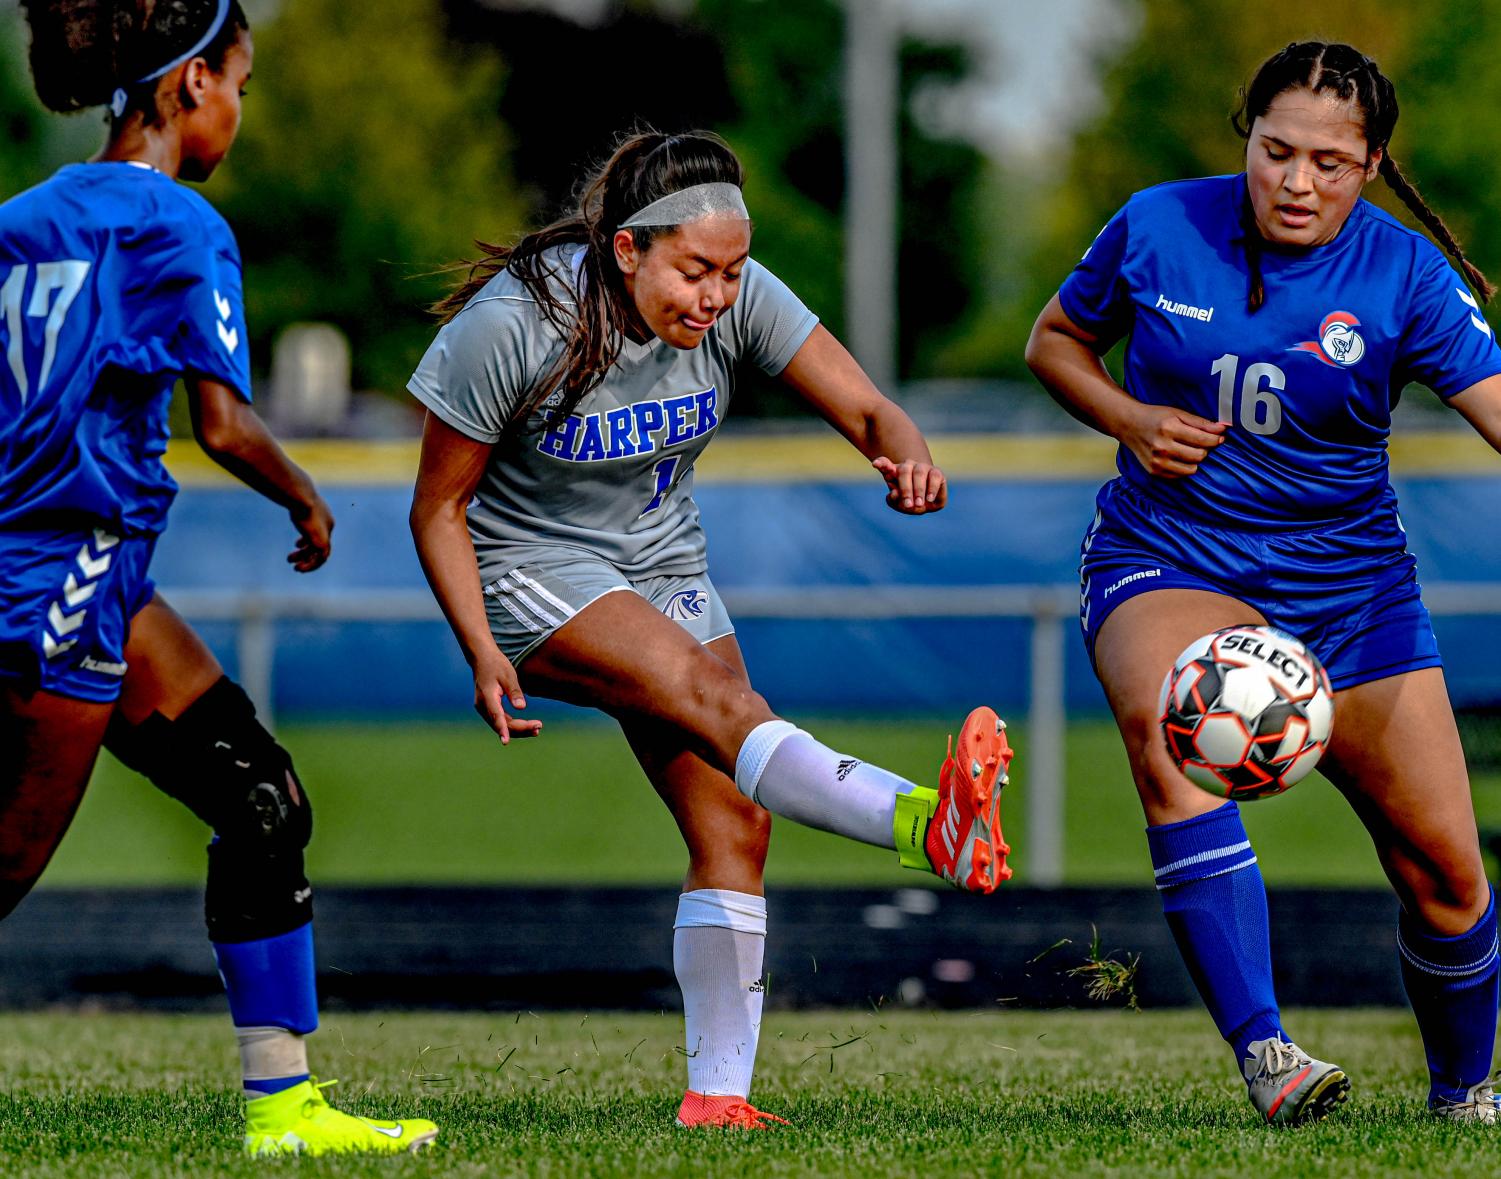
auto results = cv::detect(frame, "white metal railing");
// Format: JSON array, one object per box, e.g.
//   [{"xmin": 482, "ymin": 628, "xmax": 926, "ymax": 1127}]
[{"xmin": 159, "ymin": 581, "xmax": 1501, "ymax": 887}]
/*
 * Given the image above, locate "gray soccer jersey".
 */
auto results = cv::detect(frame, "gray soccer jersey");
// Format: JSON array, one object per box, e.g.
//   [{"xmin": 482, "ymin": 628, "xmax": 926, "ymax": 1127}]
[{"xmin": 408, "ymin": 246, "xmax": 818, "ymax": 580}]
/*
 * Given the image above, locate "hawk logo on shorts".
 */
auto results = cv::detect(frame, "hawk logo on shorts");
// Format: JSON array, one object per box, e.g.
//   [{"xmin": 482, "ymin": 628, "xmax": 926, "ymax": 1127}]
[
  {"xmin": 663, "ymin": 589, "xmax": 707, "ymax": 621},
  {"xmin": 1291, "ymin": 310, "xmax": 1364, "ymax": 367}
]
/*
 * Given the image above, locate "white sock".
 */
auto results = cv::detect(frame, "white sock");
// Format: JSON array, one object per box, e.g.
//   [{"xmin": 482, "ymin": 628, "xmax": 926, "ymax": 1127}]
[
  {"xmin": 734, "ymin": 720, "xmax": 917, "ymax": 848},
  {"xmin": 236, "ymin": 1026, "xmax": 310, "ymax": 1099},
  {"xmin": 673, "ymin": 889, "xmax": 767, "ymax": 1099}
]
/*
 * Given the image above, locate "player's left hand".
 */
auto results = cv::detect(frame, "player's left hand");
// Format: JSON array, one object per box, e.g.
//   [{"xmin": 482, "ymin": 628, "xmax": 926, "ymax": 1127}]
[
  {"xmin": 873, "ymin": 456, "xmax": 947, "ymax": 514},
  {"xmin": 288, "ymin": 494, "xmax": 334, "ymax": 572}
]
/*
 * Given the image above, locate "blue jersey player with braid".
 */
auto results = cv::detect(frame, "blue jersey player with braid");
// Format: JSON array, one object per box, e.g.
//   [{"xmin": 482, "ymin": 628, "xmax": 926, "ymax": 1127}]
[
  {"xmin": 3, "ymin": 0, "xmax": 434, "ymax": 1154},
  {"xmin": 1028, "ymin": 41, "xmax": 1501, "ymax": 1125}
]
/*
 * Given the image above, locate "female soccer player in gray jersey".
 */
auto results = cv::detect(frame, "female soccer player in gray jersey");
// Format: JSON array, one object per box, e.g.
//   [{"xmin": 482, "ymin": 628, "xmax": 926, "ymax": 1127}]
[{"xmin": 409, "ymin": 130, "xmax": 1011, "ymax": 1128}]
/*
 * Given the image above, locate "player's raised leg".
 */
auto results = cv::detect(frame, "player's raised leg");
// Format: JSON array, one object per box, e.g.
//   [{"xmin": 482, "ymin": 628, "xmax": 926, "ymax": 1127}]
[
  {"xmin": 106, "ymin": 595, "xmax": 437, "ymax": 1155},
  {"xmin": 1320, "ymin": 668, "xmax": 1498, "ymax": 1120},
  {"xmin": 1095, "ymin": 588, "xmax": 1348, "ymax": 1125},
  {"xmin": 521, "ymin": 590, "xmax": 1013, "ymax": 894}
]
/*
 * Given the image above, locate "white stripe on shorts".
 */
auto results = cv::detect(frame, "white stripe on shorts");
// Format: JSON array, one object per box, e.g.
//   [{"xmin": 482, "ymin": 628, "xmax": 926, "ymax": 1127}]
[
  {"xmin": 487, "ymin": 585, "xmax": 544, "ymax": 634},
  {"xmin": 498, "ymin": 573, "xmax": 568, "ymax": 629},
  {"xmin": 509, "ymin": 570, "xmax": 577, "ymax": 619}
]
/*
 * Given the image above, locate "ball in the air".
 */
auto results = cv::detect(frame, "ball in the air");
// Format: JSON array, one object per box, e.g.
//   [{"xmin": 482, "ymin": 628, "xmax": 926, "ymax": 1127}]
[{"xmin": 1158, "ymin": 625, "xmax": 1333, "ymax": 801}]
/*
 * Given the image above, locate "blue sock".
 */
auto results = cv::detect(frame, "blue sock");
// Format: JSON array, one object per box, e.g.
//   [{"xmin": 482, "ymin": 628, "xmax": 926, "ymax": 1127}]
[
  {"xmin": 1148, "ymin": 801, "xmax": 1283, "ymax": 1066},
  {"xmin": 1398, "ymin": 887, "xmax": 1499, "ymax": 1106},
  {"xmin": 214, "ymin": 923, "xmax": 319, "ymax": 1097}
]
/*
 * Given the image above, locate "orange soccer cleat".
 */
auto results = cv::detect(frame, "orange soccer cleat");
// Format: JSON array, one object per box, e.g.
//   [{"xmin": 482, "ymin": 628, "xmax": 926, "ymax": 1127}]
[
  {"xmin": 675, "ymin": 1091, "xmax": 791, "ymax": 1130},
  {"xmin": 894, "ymin": 706, "xmax": 1014, "ymax": 893}
]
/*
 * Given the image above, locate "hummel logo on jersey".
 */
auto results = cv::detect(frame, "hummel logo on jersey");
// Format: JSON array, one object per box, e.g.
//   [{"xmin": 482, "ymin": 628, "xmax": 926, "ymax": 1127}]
[
  {"xmin": 1155, "ymin": 293, "xmax": 1214, "ymax": 322},
  {"xmin": 663, "ymin": 589, "xmax": 707, "ymax": 620},
  {"xmin": 1458, "ymin": 288, "xmax": 1494, "ymax": 339},
  {"xmin": 80, "ymin": 654, "xmax": 126, "ymax": 676},
  {"xmin": 835, "ymin": 758, "xmax": 860, "ymax": 781},
  {"xmin": 43, "ymin": 530, "xmax": 119, "ymax": 660},
  {"xmin": 1291, "ymin": 310, "xmax": 1364, "ymax": 367},
  {"xmin": 537, "ymin": 386, "xmax": 719, "ymax": 464},
  {"xmin": 213, "ymin": 287, "xmax": 238, "ymax": 354}
]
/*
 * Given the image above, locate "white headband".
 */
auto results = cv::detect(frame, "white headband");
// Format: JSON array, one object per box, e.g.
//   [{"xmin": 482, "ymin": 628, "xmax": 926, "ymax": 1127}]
[
  {"xmin": 618, "ymin": 182, "xmax": 750, "ymax": 229},
  {"xmin": 110, "ymin": 0, "xmax": 233, "ymax": 118}
]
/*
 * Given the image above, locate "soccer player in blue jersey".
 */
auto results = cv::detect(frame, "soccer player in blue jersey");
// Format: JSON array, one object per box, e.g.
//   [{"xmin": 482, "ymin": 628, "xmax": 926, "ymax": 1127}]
[
  {"xmin": 1027, "ymin": 41, "xmax": 1501, "ymax": 1126},
  {"xmin": 2, "ymin": 0, "xmax": 435, "ymax": 1154},
  {"xmin": 410, "ymin": 129, "xmax": 1013, "ymax": 1129}
]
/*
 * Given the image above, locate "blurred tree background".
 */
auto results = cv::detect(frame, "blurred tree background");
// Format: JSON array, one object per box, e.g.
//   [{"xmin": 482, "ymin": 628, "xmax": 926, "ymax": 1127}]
[{"xmin": 0, "ymin": 0, "xmax": 1493, "ymax": 418}]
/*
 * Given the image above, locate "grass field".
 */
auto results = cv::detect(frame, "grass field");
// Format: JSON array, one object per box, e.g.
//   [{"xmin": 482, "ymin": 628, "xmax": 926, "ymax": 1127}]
[
  {"xmin": 0, "ymin": 1007, "xmax": 1482, "ymax": 1177},
  {"xmin": 38, "ymin": 715, "xmax": 1501, "ymax": 890}
]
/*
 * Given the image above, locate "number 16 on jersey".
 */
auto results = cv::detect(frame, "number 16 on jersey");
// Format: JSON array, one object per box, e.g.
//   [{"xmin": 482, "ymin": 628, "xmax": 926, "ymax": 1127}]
[{"xmin": 1212, "ymin": 353, "xmax": 1284, "ymax": 436}]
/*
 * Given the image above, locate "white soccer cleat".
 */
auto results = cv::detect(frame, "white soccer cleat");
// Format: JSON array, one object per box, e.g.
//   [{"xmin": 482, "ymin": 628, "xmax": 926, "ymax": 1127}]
[
  {"xmin": 1431, "ymin": 1075, "xmax": 1501, "ymax": 1123},
  {"xmin": 1242, "ymin": 1036, "xmax": 1350, "ymax": 1125}
]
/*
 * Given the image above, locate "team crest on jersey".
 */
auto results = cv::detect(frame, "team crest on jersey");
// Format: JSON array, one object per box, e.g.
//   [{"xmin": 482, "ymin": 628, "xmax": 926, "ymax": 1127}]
[
  {"xmin": 663, "ymin": 589, "xmax": 707, "ymax": 621},
  {"xmin": 1291, "ymin": 311, "xmax": 1364, "ymax": 367}
]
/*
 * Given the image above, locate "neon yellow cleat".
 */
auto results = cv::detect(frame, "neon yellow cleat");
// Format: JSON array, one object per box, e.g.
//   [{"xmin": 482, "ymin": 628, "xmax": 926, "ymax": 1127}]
[{"xmin": 243, "ymin": 1078, "xmax": 438, "ymax": 1156}]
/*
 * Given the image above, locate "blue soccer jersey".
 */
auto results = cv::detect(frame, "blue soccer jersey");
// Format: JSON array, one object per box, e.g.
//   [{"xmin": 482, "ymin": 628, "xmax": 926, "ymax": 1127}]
[
  {"xmin": 1059, "ymin": 174, "xmax": 1501, "ymax": 527},
  {"xmin": 0, "ymin": 162, "xmax": 251, "ymax": 537}
]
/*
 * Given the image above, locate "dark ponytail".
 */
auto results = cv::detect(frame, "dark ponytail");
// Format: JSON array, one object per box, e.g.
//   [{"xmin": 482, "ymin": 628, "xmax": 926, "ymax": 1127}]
[
  {"xmin": 1378, "ymin": 155, "xmax": 1495, "ymax": 301},
  {"xmin": 433, "ymin": 128, "xmax": 746, "ymax": 433},
  {"xmin": 1232, "ymin": 40, "xmax": 1494, "ymax": 309},
  {"xmin": 22, "ymin": 0, "xmax": 248, "ymax": 122}
]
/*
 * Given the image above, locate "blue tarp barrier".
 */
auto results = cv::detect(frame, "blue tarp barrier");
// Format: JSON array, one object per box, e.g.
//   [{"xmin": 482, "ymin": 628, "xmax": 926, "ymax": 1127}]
[{"xmin": 151, "ymin": 478, "xmax": 1501, "ymax": 717}]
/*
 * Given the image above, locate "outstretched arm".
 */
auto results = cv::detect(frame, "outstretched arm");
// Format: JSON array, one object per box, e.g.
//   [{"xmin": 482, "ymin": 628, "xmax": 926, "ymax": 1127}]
[
  {"xmin": 408, "ymin": 411, "xmax": 541, "ymax": 744},
  {"xmin": 1025, "ymin": 294, "xmax": 1226, "ymax": 479},
  {"xmin": 776, "ymin": 324, "xmax": 946, "ymax": 513},
  {"xmin": 187, "ymin": 377, "xmax": 333, "ymax": 571}
]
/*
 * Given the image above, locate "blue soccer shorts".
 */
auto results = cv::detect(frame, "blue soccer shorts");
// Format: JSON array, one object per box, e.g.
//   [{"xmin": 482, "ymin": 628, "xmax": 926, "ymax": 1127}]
[
  {"xmin": 1078, "ymin": 478, "xmax": 1441, "ymax": 692},
  {"xmin": 0, "ymin": 526, "xmax": 157, "ymax": 703}
]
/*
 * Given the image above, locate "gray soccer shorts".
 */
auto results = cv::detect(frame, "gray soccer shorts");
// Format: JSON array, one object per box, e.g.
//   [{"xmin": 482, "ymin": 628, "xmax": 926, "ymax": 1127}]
[{"xmin": 480, "ymin": 550, "xmax": 734, "ymax": 664}]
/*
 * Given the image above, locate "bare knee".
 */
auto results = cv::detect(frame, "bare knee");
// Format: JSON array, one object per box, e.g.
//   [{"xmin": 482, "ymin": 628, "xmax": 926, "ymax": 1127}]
[
  {"xmin": 679, "ymin": 658, "xmax": 775, "ymax": 769},
  {"xmin": 1398, "ymin": 854, "xmax": 1491, "ymax": 935}
]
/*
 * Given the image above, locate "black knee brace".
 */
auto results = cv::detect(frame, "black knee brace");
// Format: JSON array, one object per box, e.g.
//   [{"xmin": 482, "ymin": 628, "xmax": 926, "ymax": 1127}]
[{"xmin": 104, "ymin": 677, "xmax": 313, "ymax": 943}]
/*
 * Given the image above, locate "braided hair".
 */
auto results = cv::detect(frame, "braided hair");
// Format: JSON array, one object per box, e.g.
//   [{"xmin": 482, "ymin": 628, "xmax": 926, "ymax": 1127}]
[
  {"xmin": 432, "ymin": 129, "xmax": 746, "ymax": 435},
  {"xmin": 22, "ymin": 0, "xmax": 248, "ymax": 124},
  {"xmin": 1230, "ymin": 41, "xmax": 1493, "ymax": 312}
]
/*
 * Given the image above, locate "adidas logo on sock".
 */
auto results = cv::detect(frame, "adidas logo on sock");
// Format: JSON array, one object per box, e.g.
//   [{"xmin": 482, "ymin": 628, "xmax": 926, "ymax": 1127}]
[{"xmin": 836, "ymin": 758, "xmax": 861, "ymax": 781}]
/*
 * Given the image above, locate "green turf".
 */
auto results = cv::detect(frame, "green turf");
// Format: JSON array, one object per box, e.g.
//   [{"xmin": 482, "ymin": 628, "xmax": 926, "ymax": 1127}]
[
  {"xmin": 0, "ymin": 1007, "xmax": 1482, "ymax": 1177},
  {"xmin": 36, "ymin": 716, "xmax": 1501, "ymax": 888}
]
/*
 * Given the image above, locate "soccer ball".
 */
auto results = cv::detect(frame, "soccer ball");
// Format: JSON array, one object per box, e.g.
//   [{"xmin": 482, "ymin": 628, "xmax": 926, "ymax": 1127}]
[{"xmin": 1158, "ymin": 625, "xmax": 1334, "ymax": 801}]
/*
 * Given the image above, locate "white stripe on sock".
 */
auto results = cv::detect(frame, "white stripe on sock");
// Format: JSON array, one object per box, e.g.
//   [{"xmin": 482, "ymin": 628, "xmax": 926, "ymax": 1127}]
[
  {"xmin": 1153, "ymin": 840, "xmax": 1254, "ymax": 879},
  {"xmin": 1154, "ymin": 854, "xmax": 1258, "ymax": 891},
  {"xmin": 1397, "ymin": 932, "xmax": 1500, "ymax": 978}
]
